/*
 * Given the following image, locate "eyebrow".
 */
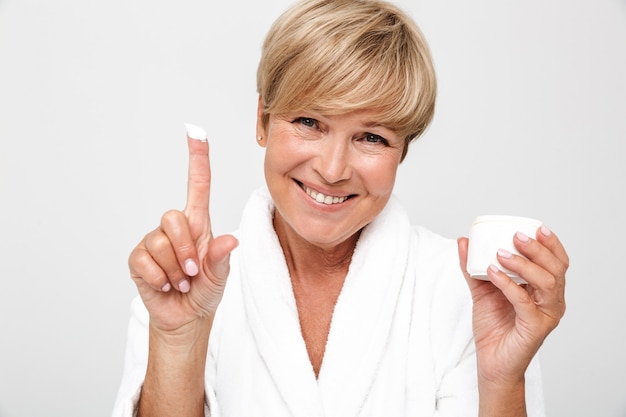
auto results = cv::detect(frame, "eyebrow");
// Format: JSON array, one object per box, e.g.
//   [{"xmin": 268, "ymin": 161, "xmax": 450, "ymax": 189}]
[{"xmin": 361, "ymin": 121, "xmax": 398, "ymax": 134}]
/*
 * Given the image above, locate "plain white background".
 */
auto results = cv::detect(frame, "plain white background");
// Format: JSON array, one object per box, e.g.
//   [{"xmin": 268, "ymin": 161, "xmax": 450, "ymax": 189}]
[{"xmin": 1, "ymin": 0, "xmax": 625, "ymax": 416}]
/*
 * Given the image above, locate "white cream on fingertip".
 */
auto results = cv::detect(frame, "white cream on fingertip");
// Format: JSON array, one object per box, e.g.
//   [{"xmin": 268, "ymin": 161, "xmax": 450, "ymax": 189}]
[{"xmin": 184, "ymin": 123, "xmax": 207, "ymax": 141}]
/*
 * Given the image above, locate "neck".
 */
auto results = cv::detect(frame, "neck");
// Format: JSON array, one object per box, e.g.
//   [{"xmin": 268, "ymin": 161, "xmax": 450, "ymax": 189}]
[{"xmin": 273, "ymin": 213, "xmax": 360, "ymax": 285}]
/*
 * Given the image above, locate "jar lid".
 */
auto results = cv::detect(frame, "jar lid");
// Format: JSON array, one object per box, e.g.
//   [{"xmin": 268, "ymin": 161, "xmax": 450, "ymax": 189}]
[{"xmin": 472, "ymin": 215, "xmax": 542, "ymax": 226}]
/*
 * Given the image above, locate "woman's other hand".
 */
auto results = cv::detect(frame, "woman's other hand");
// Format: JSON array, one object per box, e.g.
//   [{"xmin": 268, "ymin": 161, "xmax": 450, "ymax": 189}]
[
  {"xmin": 128, "ymin": 125, "xmax": 239, "ymax": 333},
  {"xmin": 457, "ymin": 226, "xmax": 567, "ymax": 399}
]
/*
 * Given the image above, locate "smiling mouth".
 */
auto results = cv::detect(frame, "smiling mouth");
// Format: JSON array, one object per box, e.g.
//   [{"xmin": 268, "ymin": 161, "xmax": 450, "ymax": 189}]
[{"xmin": 297, "ymin": 181, "xmax": 351, "ymax": 205}]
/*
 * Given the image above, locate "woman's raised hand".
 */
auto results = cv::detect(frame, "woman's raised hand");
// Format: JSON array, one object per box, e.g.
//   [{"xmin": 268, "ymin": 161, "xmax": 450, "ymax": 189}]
[
  {"xmin": 128, "ymin": 125, "xmax": 239, "ymax": 333},
  {"xmin": 457, "ymin": 226, "xmax": 568, "ymax": 389}
]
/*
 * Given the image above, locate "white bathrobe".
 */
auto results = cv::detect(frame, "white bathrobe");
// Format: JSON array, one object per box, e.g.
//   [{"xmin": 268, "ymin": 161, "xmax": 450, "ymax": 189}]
[{"xmin": 112, "ymin": 188, "xmax": 545, "ymax": 417}]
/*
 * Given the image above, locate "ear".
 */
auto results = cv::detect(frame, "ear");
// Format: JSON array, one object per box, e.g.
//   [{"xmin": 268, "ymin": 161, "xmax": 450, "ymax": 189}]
[{"xmin": 256, "ymin": 95, "xmax": 267, "ymax": 148}]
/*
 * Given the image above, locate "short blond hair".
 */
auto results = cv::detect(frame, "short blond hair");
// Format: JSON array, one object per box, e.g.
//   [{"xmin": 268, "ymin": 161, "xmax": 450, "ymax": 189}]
[{"xmin": 256, "ymin": 0, "xmax": 437, "ymax": 160}]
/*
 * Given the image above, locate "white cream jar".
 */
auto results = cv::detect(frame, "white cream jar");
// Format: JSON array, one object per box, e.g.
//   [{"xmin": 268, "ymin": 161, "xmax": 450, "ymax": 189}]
[{"xmin": 466, "ymin": 215, "xmax": 542, "ymax": 284}]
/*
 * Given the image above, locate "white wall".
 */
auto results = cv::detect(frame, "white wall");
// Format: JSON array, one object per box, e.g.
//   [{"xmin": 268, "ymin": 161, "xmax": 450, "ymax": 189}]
[{"xmin": 0, "ymin": 0, "xmax": 624, "ymax": 416}]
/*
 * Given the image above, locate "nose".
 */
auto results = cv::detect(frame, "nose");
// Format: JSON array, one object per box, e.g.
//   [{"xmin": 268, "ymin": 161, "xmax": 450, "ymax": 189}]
[{"xmin": 314, "ymin": 137, "xmax": 352, "ymax": 184}]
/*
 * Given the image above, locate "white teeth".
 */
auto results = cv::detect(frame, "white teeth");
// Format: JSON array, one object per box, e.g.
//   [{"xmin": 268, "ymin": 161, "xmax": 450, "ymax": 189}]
[{"xmin": 302, "ymin": 184, "xmax": 348, "ymax": 205}]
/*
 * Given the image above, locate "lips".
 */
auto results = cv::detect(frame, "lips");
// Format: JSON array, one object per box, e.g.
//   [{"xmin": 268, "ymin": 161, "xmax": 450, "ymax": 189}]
[{"xmin": 298, "ymin": 182, "xmax": 350, "ymax": 205}]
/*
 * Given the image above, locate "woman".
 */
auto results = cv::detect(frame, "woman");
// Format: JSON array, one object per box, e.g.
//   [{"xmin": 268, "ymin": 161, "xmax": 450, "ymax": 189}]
[{"xmin": 113, "ymin": 0, "xmax": 568, "ymax": 416}]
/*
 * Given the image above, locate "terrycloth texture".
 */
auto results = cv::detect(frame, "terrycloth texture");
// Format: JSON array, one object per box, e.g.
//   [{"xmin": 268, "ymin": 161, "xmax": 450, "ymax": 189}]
[{"xmin": 112, "ymin": 187, "xmax": 546, "ymax": 417}]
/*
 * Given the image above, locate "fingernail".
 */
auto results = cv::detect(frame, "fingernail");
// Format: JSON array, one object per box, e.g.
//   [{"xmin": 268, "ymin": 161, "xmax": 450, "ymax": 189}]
[
  {"xmin": 540, "ymin": 224, "xmax": 552, "ymax": 236},
  {"xmin": 497, "ymin": 249, "xmax": 513, "ymax": 259},
  {"xmin": 489, "ymin": 264, "xmax": 501, "ymax": 273},
  {"xmin": 179, "ymin": 279, "xmax": 190, "ymax": 293},
  {"xmin": 161, "ymin": 282, "xmax": 171, "ymax": 292},
  {"xmin": 184, "ymin": 259, "xmax": 199, "ymax": 276},
  {"xmin": 184, "ymin": 123, "xmax": 207, "ymax": 142},
  {"xmin": 516, "ymin": 232, "xmax": 531, "ymax": 243}
]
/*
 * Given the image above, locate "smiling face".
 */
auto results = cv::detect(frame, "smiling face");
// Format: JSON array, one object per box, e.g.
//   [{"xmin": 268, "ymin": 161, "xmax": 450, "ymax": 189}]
[{"xmin": 257, "ymin": 102, "xmax": 404, "ymax": 251}]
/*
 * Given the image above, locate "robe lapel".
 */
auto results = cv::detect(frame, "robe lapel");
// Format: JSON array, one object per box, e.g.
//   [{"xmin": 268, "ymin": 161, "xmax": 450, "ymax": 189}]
[
  {"xmin": 238, "ymin": 189, "xmax": 325, "ymax": 417},
  {"xmin": 316, "ymin": 197, "xmax": 412, "ymax": 417}
]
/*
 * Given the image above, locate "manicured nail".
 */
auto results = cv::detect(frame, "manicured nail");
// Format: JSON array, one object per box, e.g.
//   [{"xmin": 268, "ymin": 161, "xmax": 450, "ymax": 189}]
[
  {"xmin": 184, "ymin": 123, "xmax": 207, "ymax": 142},
  {"xmin": 516, "ymin": 232, "xmax": 531, "ymax": 243},
  {"xmin": 489, "ymin": 264, "xmax": 501, "ymax": 273},
  {"xmin": 184, "ymin": 259, "xmax": 199, "ymax": 276},
  {"xmin": 179, "ymin": 279, "xmax": 190, "ymax": 293},
  {"xmin": 497, "ymin": 249, "xmax": 513, "ymax": 259},
  {"xmin": 540, "ymin": 224, "xmax": 552, "ymax": 236},
  {"xmin": 161, "ymin": 282, "xmax": 171, "ymax": 292}
]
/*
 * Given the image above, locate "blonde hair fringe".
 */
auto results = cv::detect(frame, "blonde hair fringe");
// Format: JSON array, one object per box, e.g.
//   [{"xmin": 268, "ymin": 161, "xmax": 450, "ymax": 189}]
[{"xmin": 257, "ymin": 0, "xmax": 437, "ymax": 159}]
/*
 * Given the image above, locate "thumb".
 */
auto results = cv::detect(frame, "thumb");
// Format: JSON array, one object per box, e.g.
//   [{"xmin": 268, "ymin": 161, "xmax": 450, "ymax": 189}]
[{"xmin": 204, "ymin": 234, "xmax": 239, "ymax": 285}]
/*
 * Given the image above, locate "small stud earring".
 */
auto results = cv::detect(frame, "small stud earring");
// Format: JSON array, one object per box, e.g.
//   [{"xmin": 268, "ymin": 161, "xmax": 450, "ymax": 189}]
[{"xmin": 257, "ymin": 136, "xmax": 263, "ymax": 141}]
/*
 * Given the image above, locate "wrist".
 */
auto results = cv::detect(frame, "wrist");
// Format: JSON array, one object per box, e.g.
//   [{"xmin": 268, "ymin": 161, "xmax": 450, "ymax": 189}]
[
  {"xmin": 478, "ymin": 376, "xmax": 527, "ymax": 417},
  {"xmin": 149, "ymin": 316, "xmax": 213, "ymax": 351},
  {"xmin": 139, "ymin": 317, "xmax": 212, "ymax": 417}
]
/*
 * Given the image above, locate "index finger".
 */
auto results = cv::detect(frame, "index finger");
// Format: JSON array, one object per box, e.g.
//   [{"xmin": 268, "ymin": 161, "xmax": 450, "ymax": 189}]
[{"xmin": 183, "ymin": 123, "xmax": 211, "ymax": 233}]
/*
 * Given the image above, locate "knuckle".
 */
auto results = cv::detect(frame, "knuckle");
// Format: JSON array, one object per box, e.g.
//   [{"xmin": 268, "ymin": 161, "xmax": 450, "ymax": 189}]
[
  {"xmin": 562, "ymin": 255, "xmax": 570, "ymax": 272},
  {"xmin": 543, "ymin": 275, "xmax": 558, "ymax": 292},
  {"xmin": 129, "ymin": 254, "xmax": 167, "ymax": 288},
  {"xmin": 176, "ymin": 242, "xmax": 196, "ymax": 256},
  {"xmin": 146, "ymin": 272, "xmax": 168, "ymax": 288},
  {"xmin": 133, "ymin": 251, "xmax": 155, "ymax": 272},
  {"xmin": 128, "ymin": 246, "xmax": 142, "ymax": 268},
  {"xmin": 128, "ymin": 245, "xmax": 151, "ymax": 271},
  {"xmin": 161, "ymin": 209, "xmax": 184, "ymax": 227},
  {"xmin": 553, "ymin": 258, "xmax": 568, "ymax": 281},
  {"xmin": 146, "ymin": 232, "xmax": 172, "ymax": 254}
]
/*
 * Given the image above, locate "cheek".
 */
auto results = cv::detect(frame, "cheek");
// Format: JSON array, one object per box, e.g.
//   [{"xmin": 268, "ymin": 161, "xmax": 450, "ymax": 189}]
[
  {"xmin": 358, "ymin": 157, "xmax": 400, "ymax": 195},
  {"xmin": 267, "ymin": 130, "xmax": 317, "ymax": 167},
  {"xmin": 266, "ymin": 140, "xmax": 305, "ymax": 170},
  {"xmin": 264, "ymin": 133, "xmax": 310, "ymax": 178}
]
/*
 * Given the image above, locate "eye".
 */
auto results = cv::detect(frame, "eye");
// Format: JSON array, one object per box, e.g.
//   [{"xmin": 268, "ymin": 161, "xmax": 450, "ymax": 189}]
[
  {"xmin": 293, "ymin": 117, "xmax": 317, "ymax": 128},
  {"xmin": 363, "ymin": 133, "xmax": 388, "ymax": 146}
]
